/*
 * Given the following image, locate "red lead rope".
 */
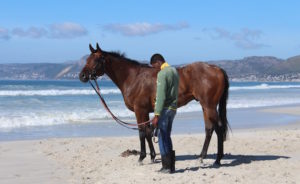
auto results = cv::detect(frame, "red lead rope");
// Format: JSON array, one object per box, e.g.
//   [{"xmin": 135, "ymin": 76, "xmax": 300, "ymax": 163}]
[{"xmin": 89, "ymin": 79, "xmax": 154, "ymax": 130}]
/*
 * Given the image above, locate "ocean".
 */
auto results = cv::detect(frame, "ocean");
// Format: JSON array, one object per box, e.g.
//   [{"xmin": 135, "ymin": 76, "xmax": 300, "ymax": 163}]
[{"xmin": 1, "ymin": 80, "xmax": 300, "ymax": 141}]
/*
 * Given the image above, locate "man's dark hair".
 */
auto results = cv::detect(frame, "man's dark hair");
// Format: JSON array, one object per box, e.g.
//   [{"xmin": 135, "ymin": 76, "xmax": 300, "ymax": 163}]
[{"xmin": 150, "ymin": 53, "xmax": 165, "ymax": 64}]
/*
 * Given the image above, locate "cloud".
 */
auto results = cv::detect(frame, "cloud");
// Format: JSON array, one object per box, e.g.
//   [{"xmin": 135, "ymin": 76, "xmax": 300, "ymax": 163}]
[
  {"xmin": 0, "ymin": 22, "xmax": 87, "ymax": 40},
  {"xmin": 0, "ymin": 27, "xmax": 10, "ymax": 40},
  {"xmin": 103, "ymin": 22, "xmax": 189, "ymax": 36},
  {"xmin": 205, "ymin": 28, "xmax": 267, "ymax": 50},
  {"xmin": 49, "ymin": 22, "xmax": 88, "ymax": 39},
  {"xmin": 12, "ymin": 27, "xmax": 47, "ymax": 38}
]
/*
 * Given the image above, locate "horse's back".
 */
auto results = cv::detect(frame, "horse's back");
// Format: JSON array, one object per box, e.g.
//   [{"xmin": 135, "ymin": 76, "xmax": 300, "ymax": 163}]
[{"xmin": 177, "ymin": 62, "xmax": 227, "ymax": 108}]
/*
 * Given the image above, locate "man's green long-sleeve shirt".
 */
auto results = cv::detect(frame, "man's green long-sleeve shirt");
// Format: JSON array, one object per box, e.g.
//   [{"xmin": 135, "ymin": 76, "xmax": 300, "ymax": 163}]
[{"xmin": 154, "ymin": 63, "xmax": 179, "ymax": 115}]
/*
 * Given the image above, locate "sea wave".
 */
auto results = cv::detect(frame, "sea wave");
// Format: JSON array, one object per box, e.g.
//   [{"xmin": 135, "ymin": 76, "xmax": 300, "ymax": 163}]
[
  {"xmin": 3, "ymin": 97, "xmax": 300, "ymax": 129},
  {"xmin": 178, "ymin": 97, "xmax": 300, "ymax": 112},
  {"xmin": 230, "ymin": 83, "xmax": 300, "ymax": 91},
  {"xmin": 0, "ymin": 108, "xmax": 135, "ymax": 129},
  {"xmin": 2, "ymin": 88, "xmax": 300, "ymax": 129},
  {"xmin": 2, "ymin": 83, "xmax": 300, "ymax": 96},
  {"xmin": 0, "ymin": 88, "xmax": 121, "ymax": 96}
]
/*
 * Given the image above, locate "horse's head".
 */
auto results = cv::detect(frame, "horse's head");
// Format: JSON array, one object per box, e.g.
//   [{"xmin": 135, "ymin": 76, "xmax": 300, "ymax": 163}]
[{"xmin": 79, "ymin": 43, "xmax": 106, "ymax": 83}]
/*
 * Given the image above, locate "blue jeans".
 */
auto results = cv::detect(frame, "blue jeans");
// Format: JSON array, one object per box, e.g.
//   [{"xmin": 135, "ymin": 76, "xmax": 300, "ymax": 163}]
[{"xmin": 158, "ymin": 109, "xmax": 176, "ymax": 156}]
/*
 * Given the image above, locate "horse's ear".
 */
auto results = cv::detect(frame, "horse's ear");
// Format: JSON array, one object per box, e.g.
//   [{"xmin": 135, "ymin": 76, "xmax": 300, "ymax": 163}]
[
  {"xmin": 89, "ymin": 44, "xmax": 96, "ymax": 53},
  {"xmin": 96, "ymin": 43, "xmax": 101, "ymax": 52}
]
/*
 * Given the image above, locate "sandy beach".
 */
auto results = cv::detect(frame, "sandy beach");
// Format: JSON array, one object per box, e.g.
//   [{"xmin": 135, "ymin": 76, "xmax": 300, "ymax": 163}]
[{"xmin": 1, "ymin": 106, "xmax": 300, "ymax": 184}]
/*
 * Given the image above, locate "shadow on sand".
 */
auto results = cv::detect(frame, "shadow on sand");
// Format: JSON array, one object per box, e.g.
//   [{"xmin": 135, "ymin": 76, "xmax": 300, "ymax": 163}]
[{"xmin": 175, "ymin": 153, "xmax": 290, "ymax": 173}]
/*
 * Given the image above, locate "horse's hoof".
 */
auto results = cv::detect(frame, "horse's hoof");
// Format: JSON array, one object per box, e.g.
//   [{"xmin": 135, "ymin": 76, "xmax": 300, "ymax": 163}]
[
  {"xmin": 138, "ymin": 160, "xmax": 144, "ymax": 166},
  {"xmin": 151, "ymin": 154, "xmax": 156, "ymax": 163},
  {"xmin": 199, "ymin": 158, "xmax": 204, "ymax": 163},
  {"xmin": 213, "ymin": 161, "xmax": 221, "ymax": 167},
  {"xmin": 138, "ymin": 154, "xmax": 146, "ymax": 162},
  {"xmin": 151, "ymin": 158, "xmax": 159, "ymax": 164},
  {"xmin": 138, "ymin": 156, "xmax": 145, "ymax": 165},
  {"xmin": 199, "ymin": 153, "xmax": 206, "ymax": 159}
]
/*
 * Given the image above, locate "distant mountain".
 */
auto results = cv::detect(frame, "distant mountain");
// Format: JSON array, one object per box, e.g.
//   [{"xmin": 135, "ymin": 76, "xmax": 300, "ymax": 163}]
[
  {"xmin": 0, "ymin": 55, "xmax": 88, "ymax": 80},
  {"xmin": 0, "ymin": 55, "xmax": 300, "ymax": 81},
  {"xmin": 267, "ymin": 55, "xmax": 300, "ymax": 75},
  {"xmin": 209, "ymin": 56, "xmax": 284, "ymax": 77},
  {"xmin": 209, "ymin": 55, "xmax": 300, "ymax": 81},
  {"xmin": 0, "ymin": 63, "xmax": 69, "ymax": 80}
]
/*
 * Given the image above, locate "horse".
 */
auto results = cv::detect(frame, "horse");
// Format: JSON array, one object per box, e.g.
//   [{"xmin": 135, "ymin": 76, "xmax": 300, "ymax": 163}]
[{"xmin": 79, "ymin": 43, "xmax": 230, "ymax": 165}]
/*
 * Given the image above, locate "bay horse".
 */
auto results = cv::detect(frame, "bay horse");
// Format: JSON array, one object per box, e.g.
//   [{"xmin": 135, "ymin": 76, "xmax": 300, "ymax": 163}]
[{"xmin": 79, "ymin": 43, "xmax": 229, "ymax": 165}]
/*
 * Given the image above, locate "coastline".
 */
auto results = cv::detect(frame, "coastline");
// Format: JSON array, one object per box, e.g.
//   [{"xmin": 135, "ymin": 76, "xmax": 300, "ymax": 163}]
[{"xmin": 1, "ymin": 105, "xmax": 300, "ymax": 183}]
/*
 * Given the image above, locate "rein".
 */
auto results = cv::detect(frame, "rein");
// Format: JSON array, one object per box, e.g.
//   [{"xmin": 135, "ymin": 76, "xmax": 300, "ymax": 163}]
[{"xmin": 89, "ymin": 79, "xmax": 154, "ymax": 130}]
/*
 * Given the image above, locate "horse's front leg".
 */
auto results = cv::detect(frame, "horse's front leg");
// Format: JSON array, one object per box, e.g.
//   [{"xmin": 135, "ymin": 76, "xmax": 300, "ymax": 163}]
[
  {"xmin": 135, "ymin": 109, "xmax": 156, "ymax": 163},
  {"xmin": 138, "ymin": 129, "xmax": 147, "ymax": 163}
]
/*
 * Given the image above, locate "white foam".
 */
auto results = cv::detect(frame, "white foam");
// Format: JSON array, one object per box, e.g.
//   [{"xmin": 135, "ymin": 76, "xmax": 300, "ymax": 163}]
[
  {"xmin": 227, "ymin": 98, "xmax": 300, "ymax": 109},
  {"xmin": 230, "ymin": 83, "xmax": 300, "ymax": 91},
  {"xmin": 2, "ymin": 83, "xmax": 300, "ymax": 96},
  {"xmin": 0, "ymin": 108, "xmax": 135, "ymax": 129},
  {"xmin": 2, "ymin": 82, "xmax": 300, "ymax": 129},
  {"xmin": 177, "ymin": 97, "xmax": 300, "ymax": 112},
  {"xmin": 0, "ymin": 88, "xmax": 121, "ymax": 96},
  {"xmin": 2, "ymin": 96, "xmax": 300, "ymax": 129}
]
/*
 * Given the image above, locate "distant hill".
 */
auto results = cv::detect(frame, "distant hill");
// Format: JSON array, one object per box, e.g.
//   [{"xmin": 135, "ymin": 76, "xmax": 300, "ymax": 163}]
[
  {"xmin": 209, "ymin": 56, "xmax": 284, "ymax": 77},
  {"xmin": 0, "ymin": 55, "xmax": 88, "ymax": 80},
  {"xmin": 209, "ymin": 55, "xmax": 300, "ymax": 81},
  {"xmin": 0, "ymin": 63, "xmax": 69, "ymax": 80},
  {"xmin": 267, "ymin": 55, "xmax": 300, "ymax": 75},
  {"xmin": 1, "ymin": 55, "xmax": 300, "ymax": 81}
]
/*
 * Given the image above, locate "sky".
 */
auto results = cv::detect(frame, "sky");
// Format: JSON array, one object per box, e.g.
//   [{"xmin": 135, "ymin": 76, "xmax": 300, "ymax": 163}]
[{"xmin": 0, "ymin": 0, "xmax": 300, "ymax": 64}]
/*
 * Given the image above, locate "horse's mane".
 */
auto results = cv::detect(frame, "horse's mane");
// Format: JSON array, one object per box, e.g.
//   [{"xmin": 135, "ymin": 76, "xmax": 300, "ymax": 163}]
[{"xmin": 105, "ymin": 51, "xmax": 151, "ymax": 68}]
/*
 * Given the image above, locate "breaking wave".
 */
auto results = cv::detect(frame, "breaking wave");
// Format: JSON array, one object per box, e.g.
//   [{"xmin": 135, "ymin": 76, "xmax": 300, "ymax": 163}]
[
  {"xmin": 230, "ymin": 83, "xmax": 300, "ymax": 91},
  {"xmin": 0, "ymin": 89, "xmax": 121, "ymax": 96}
]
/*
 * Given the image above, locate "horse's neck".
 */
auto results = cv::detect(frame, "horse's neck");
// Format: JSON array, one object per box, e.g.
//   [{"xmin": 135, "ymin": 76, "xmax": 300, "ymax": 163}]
[{"xmin": 105, "ymin": 57, "xmax": 139, "ymax": 92}]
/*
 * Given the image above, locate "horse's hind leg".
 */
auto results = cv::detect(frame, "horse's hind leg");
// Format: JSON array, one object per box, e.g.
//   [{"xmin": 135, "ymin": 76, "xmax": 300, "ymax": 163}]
[
  {"xmin": 200, "ymin": 128, "xmax": 214, "ymax": 162},
  {"xmin": 200, "ymin": 107, "xmax": 218, "ymax": 163},
  {"xmin": 214, "ymin": 123, "xmax": 225, "ymax": 165}
]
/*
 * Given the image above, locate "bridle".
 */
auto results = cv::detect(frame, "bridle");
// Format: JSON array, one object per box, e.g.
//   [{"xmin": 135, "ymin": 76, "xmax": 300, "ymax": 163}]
[{"xmin": 90, "ymin": 56, "xmax": 106, "ymax": 80}]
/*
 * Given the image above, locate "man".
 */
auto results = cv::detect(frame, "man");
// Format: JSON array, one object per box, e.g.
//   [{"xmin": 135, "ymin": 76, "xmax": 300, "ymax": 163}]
[{"xmin": 151, "ymin": 53, "xmax": 179, "ymax": 174}]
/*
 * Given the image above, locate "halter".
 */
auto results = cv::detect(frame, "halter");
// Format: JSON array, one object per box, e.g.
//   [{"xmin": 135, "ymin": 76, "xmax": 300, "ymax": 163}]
[{"xmin": 90, "ymin": 56, "xmax": 106, "ymax": 79}]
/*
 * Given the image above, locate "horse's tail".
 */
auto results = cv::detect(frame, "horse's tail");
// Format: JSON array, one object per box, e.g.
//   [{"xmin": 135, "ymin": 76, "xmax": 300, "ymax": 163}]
[{"xmin": 218, "ymin": 68, "xmax": 230, "ymax": 141}]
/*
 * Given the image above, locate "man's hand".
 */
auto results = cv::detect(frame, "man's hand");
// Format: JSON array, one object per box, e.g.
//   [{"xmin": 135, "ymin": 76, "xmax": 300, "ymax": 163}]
[{"xmin": 152, "ymin": 115, "xmax": 160, "ymax": 128}]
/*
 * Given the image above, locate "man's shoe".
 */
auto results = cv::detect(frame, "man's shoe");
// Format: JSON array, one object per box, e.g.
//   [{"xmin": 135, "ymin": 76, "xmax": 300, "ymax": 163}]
[
  {"xmin": 158, "ymin": 153, "xmax": 174, "ymax": 174},
  {"xmin": 158, "ymin": 155, "xmax": 168, "ymax": 172}
]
